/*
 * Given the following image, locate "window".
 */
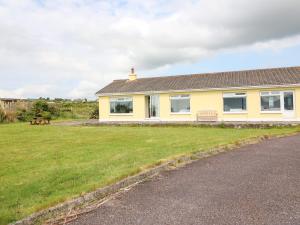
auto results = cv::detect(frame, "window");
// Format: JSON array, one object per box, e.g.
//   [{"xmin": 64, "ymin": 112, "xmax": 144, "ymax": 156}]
[
  {"xmin": 223, "ymin": 93, "xmax": 247, "ymax": 112},
  {"xmin": 170, "ymin": 95, "xmax": 190, "ymax": 113},
  {"xmin": 260, "ymin": 91, "xmax": 281, "ymax": 111},
  {"xmin": 110, "ymin": 97, "xmax": 133, "ymax": 113},
  {"xmin": 284, "ymin": 92, "xmax": 294, "ymax": 110}
]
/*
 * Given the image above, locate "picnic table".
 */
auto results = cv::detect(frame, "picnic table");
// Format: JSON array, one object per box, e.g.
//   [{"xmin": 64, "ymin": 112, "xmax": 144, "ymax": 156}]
[{"xmin": 30, "ymin": 117, "xmax": 50, "ymax": 125}]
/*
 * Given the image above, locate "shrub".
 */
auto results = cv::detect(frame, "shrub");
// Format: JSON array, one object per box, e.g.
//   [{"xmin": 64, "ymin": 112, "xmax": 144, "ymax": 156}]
[
  {"xmin": 32, "ymin": 100, "xmax": 49, "ymax": 117},
  {"xmin": 16, "ymin": 109, "xmax": 34, "ymax": 122},
  {"xmin": 90, "ymin": 107, "xmax": 99, "ymax": 119},
  {"xmin": 41, "ymin": 111, "xmax": 52, "ymax": 121},
  {"xmin": 48, "ymin": 104, "xmax": 60, "ymax": 118},
  {"xmin": 0, "ymin": 109, "xmax": 17, "ymax": 123},
  {"xmin": 5, "ymin": 111, "xmax": 17, "ymax": 122},
  {"xmin": 17, "ymin": 100, "xmax": 54, "ymax": 122},
  {"xmin": 0, "ymin": 108, "xmax": 6, "ymax": 123}
]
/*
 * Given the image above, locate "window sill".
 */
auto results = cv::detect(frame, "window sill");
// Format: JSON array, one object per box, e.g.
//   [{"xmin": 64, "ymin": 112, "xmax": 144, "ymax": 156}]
[
  {"xmin": 109, "ymin": 113, "xmax": 133, "ymax": 116},
  {"xmin": 223, "ymin": 111, "xmax": 248, "ymax": 114},
  {"xmin": 260, "ymin": 111, "xmax": 282, "ymax": 114},
  {"xmin": 145, "ymin": 117, "xmax": 160, "ymax": 120},
  {"xmin": 170, "ymin": 112, "xmax": 192, "ymax": 115}
]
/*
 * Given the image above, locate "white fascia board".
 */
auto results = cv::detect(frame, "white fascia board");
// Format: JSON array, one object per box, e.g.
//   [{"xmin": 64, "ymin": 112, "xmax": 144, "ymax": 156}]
[{"xmin": 96, "ymin": 84, "xmax": 300, "ymax": 97}]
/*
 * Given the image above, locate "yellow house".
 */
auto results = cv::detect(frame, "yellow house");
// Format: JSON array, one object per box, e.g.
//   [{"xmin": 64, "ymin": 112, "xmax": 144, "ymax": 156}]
[{"xmin": 96, "ymin": 66, "xmax": 300, "ymax": 122}]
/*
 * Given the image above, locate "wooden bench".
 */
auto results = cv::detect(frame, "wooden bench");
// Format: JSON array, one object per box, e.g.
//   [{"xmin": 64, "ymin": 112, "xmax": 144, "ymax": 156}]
[
  {"xmin": 196, "ymin": 110, "xmax": 218, "ymax": 122},
  {"xmin": 30, "ymin": 117, "xmax": 50, "ymax": 125}
]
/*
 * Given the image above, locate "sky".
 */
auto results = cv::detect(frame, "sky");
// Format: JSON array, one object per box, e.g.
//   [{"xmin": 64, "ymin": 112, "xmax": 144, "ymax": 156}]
[{"xmin": 0, "ymin": 0, "xmax": 300, "ymax": 100}]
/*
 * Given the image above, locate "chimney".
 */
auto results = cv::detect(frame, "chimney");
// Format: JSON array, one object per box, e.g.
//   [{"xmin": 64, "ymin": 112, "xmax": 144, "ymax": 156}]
[{"xmin": 128, "ymin": 67, "xmax": 137, "ymax": 81}]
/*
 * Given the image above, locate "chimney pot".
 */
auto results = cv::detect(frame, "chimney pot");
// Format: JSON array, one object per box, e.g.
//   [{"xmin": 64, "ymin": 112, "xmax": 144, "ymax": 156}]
[{"xmin": 128, "ymin": 67, "xmax": 137, "ymax": 81}]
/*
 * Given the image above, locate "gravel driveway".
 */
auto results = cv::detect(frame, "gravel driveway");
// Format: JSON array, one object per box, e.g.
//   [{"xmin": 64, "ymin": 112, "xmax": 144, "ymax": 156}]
[{"xmin": 69, "ymin": 134, "xmax": 300, "ymax": 225}]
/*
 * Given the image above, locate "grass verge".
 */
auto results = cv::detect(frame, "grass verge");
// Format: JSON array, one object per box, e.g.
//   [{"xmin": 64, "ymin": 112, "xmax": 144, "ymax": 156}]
[{"xmin": 1, "ymin": 123, "xmax": 299, "ymax": 224}]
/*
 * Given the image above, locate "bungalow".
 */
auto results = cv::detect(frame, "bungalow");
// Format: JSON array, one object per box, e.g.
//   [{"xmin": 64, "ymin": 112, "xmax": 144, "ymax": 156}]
[{"xmin": 96, "ymin": 66, "xmax": 300, "ymax": 122}]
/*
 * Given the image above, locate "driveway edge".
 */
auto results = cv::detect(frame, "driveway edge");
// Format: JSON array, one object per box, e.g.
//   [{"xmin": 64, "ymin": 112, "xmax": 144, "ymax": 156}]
[{"xmin": 9, "ymin": 132, "xmax": 299, "ymax": 225}]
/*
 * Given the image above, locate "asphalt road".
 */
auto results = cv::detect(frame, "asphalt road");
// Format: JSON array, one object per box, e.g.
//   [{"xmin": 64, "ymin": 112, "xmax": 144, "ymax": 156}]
[{"xmin": 70, "ymin": 134, "xmax": 300, "ymax": 225}]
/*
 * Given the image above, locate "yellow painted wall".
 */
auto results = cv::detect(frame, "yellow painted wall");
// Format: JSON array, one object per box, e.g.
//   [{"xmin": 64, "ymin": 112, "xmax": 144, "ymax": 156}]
[
  {"xmin": 99, "ymin": 95, "xmax": 146, "ymax": 121},
  {"xmin": 99, "ymin": 87, "xmax": 300, "ymax": 121}
]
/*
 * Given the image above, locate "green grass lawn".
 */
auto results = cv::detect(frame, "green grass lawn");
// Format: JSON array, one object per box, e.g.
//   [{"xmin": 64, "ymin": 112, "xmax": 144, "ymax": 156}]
[{"xmin": 0, "ymin": 123, "xmax": 299, "ymax": 224}]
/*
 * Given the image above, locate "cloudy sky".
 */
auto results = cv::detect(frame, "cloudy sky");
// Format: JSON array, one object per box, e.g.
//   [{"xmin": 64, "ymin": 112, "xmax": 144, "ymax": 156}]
[{"xmin": 0, "ymin": 0, "xmax": 300, "ymax": 99}]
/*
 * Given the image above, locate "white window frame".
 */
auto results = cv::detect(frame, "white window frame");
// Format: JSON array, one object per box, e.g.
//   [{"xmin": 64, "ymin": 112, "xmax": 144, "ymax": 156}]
[
  {"xmin": 260, "ymin": 91, "xmax": 294, "ymax": 114},
  {"xmin": 170, "ymin": 94, "xmax": 191, "ymax": 114},
  {"xmin": 109, "ymin": 97, "xmax": 133, "ymax": 114},
  {"xmin": 223, "ymin": 92, "xmax": 247, "ymax": 113}
]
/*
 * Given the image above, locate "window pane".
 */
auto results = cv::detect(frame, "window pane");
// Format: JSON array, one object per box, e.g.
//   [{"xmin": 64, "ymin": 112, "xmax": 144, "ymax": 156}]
[
  {"xmin": 284, "ymin": 92, "xmax": 294, "ymax": 110},
  {"xmin": 150, "ymin": 95, "xmax": 159, "ymax": 117},
  {"xmin": 261, "ymin": 96, "xmax": 280, "ymax": 111},
  {"xmin": 110, "ymin": 98, "xmax": 133, "ymax": 113},
  {"xmin": 223, "ymin": 97, "xmax": 246, "ymax": 112},
  {"xmin": 171, "ymin": 98, "xmax": 190, "ymax": 113}
]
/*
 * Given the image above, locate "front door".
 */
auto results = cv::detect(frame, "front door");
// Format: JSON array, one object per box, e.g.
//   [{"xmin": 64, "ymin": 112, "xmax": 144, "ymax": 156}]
[
  {"xmin": 147, "ymin": 95, "xmax": 160, "ymax": 118},
  {"xmin": 283, "ymin": 91, "xmax": 295, "ymax": 119}
]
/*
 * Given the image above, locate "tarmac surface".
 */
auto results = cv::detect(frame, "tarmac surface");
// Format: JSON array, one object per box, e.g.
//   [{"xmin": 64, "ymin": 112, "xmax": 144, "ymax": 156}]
[{"xmin": 70, "ymin": 134, "xmax": 300, "ymax": 225}]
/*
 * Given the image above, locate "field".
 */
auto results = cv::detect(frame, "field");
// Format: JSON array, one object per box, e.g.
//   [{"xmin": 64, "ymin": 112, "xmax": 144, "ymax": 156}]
[
  {"xmin": 53, "ymin": 101, "xmax": 97, "ymax": 120},
  {"xmin": 1, "ymin": 123, "xmax": 299, "ymax": 224},
  {"xmin": 0, "ymin": 100, "xmax": 98, "ymax": 124}
]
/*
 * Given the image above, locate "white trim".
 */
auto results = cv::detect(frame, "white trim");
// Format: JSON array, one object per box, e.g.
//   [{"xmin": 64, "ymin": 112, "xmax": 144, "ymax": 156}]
[
  {"xmin": 260, "ymin": 111, "xmax": 282, "ymax": 114},
  {"xmin": 110, "ymin": 97, "xmax": 132, "ymax": 102},
  {"xmin": 109, "ymin": 113, "xmax": 134, "ymax": 116},
  {"xmin": 99, "ymin": 117, "xmax": 300, "ymax": 122},
  {"xmin": 223, "ymin": 111, "xmax": 248, "ymax": 114},
  {"xmin": 97, "ymin": 84, "xmax": 300, "ymax": 97},
  {"xmin": 147, "ymin": 94, "xmax": 160, "ymax": 118},
  {"xmin": 170, "ymin": 94, "xmax": 191, "ymax": 114},
  {"xmin": 109, "ymin": 95, "xmax": 133, "ymax": 114},
  {"xmin": 145, "ymin": 117, "xmax": 161, "ymax": 120},
  {"xmin": 259, "ymin": 90, "xmax": 295, "ymax": 115},
  {"xmin": 170, "ymin": 112, "xmax": 192, "ymax": 115},
  {"xmin": 223, "ymin": 92, "xmax": 247, "ymax": 113},
  {"xmin": 170, "ymin": 94, "xmax": 190, "ymax": 100},
  {"xmin": 223, "ymin": 92, "xmax": 246, "ymax": 98}
]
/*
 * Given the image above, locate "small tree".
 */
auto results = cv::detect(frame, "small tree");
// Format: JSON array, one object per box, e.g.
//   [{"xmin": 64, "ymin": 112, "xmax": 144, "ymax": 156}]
[{"xmin": 32, "ymin": 100, "xmax": 49, "ymax": 117}]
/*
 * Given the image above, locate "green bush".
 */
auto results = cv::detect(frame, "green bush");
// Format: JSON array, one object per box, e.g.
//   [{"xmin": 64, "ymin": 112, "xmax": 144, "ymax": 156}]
[
  {"xmin": 32, "ymin": 100, "xmax": 49, "ymax": 117},
  {"xmin": 16, "ymin": 109, "xmax": 34, "ymax": 122},
  {"xmin": 41, "ymin": 111, "xmax": 52, "ymax": 121},
  {"xmin": 48, "ymin": 104, "xmax": 60, "ymax": 118},
  {"xmin": 89, "ymin": 107, "xmax": 99, "ymax": 119},
  {"xmin": 16, "ymin": 101, "xmax": 54, "ymax": 122}
]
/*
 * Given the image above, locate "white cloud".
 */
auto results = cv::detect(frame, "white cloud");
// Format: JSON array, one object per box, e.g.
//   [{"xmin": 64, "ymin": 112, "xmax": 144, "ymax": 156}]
[
  {"xmin": 68, "ymin": 80, "xmax": 99, "ymax": 99},
  {"xmin": 0, "ymin": 0, "xmax": 299, "ymax": 99},
  {"xmin": 0, "ymin": 84, "xmax": 57, "ymax": 99}
]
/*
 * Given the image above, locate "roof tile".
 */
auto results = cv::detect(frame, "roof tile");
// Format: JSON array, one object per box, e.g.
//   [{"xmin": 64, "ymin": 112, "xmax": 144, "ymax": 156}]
[{"xmin": 97, "ymin": 66, "xmax": 300, "ymax": 95}]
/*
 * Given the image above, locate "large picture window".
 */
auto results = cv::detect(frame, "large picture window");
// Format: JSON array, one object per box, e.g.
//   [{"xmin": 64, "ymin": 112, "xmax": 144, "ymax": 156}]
[
  {"xmin": 260, "ymin": 91, "xmax": 281, "ymax": 111},
  {"xmin": 223, "ymin": 93, "xmax": 247, "ymax": 112},
  {"xmin": 110, "ymin": 97, "xmax": 133, "ymax": 113},
  {"xmin": 170, "ymin": 95, "xmax": 190, "ymax": 113}
]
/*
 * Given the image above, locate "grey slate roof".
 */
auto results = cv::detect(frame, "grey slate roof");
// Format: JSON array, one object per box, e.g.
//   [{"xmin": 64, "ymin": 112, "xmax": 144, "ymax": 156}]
[{"xmin": 96, "ymin": 66, "xmax": 300, "ymax": 95}]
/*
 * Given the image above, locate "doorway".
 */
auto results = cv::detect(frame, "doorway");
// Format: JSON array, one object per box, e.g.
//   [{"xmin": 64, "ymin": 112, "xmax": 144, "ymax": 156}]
[
  {"xmin": 146, "ymin": 95, "xmax": 160, "ymax": 119},
  {"xmin": 283, "ymin": 91, "xmax": 295, "ymax": 119}
]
